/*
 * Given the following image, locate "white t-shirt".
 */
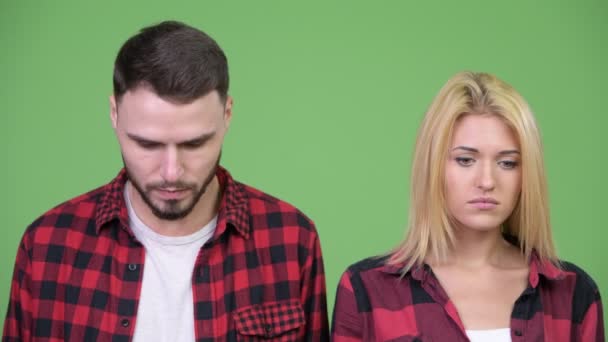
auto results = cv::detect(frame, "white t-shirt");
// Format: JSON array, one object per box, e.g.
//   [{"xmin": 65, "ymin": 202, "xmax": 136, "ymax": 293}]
[
  {"xmin": 125, "ymin": 185, "xmax": 217, "ymax": 342},
  {"xmin": 466, "ymin": 328, "xmax": 511, "ymax": 342}
]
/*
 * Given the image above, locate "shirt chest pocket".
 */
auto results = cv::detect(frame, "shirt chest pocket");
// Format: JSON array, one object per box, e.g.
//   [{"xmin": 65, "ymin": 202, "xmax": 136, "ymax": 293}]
[{"xmin": 233, "ymin": 300, "xmax": 305, "ymax": 341}]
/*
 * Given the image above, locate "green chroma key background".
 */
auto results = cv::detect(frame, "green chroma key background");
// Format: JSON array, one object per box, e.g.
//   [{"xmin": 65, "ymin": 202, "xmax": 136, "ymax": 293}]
[{"xmin": 1, "ymin": 0, "xmax": 606, "ymax": 331}]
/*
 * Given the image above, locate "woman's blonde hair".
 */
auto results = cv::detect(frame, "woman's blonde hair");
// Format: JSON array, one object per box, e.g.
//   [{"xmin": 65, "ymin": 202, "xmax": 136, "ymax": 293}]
[{"xmin": 389, "ymin": 71, "xmax": 557, "ymax": 272}]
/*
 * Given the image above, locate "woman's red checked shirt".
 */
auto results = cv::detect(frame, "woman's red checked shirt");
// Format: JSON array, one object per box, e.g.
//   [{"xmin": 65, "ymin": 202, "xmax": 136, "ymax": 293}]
[{"xmin": 332, "ymin": 254, "xmax": 604, "ymax": 341}]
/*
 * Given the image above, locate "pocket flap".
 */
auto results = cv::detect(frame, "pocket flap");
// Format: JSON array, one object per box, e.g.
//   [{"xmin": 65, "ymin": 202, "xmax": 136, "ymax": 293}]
[{"xmin": 234, "ymin": 300, "xmax": 305, "ymax": 337}]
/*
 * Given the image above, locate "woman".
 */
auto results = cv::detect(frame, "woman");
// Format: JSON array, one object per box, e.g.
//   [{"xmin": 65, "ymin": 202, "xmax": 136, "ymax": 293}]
[{"xmin": 331, "ymin": 72, "xmax": 604, "ymax": 341}]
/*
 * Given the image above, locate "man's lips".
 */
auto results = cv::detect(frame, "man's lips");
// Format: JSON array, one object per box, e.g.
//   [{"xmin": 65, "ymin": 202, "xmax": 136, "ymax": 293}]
[{"xmin": 154, "ymin": 188, "xmax": 191, "ymax": 200}]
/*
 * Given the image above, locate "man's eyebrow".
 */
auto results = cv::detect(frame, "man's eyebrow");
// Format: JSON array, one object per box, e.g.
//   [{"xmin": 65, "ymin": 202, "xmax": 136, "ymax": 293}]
[
  {"xmin": 127, "ymin": 133, "xmax": 161, "ymax": 144},
  {"xmin": 179, "ymin": 132, "xmax": 216, "ymax": 145},
  {"xmin": 125, "ymin": 132, "xmax": 216, "ymax": 144}
]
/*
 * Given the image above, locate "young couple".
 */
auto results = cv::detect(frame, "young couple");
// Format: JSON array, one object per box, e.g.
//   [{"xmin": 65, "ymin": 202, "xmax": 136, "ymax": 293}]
[{"xmin": 3, "ymin": 20, "xmax": 603, "ymax": 342}]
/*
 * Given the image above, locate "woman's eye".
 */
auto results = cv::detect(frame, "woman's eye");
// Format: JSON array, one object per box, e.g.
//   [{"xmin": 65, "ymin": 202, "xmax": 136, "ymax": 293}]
[
  {"xmin": 498, "ymin": 160, "xmax": 519, "ymax": 169},
  {"xmin": 455, "ymin": 157, "xmax": 474, "ymax": 166}
]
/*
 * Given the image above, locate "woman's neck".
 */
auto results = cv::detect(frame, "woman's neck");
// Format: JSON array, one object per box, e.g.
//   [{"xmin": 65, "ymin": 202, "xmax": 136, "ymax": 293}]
[{"xmin": 433, "ymin": 228, "xmax": 524, "ymax": 270}]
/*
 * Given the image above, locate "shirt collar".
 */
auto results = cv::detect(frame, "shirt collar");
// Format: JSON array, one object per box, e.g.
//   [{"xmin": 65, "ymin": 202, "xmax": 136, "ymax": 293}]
[
  {"xmin": 383, "ymin": 264, "xmax": 431, "ymax": 285},
  {"xmin": 94, "ymin": 166, "xmax": 251, "ymax": 238},
  {"xmin": 528, "ymin": 251, "xmax": 564, "ymax": 286},
  {"xmin": 380, "ymin": 260, "xmax": 429, "ymax": 282},
  {"xmin": 380, "ymin": 250, "xmax": 565, "ymax": 285}
]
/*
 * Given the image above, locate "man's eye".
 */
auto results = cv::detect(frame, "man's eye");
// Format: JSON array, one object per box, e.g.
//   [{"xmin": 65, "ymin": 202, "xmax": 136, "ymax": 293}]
[
  {"xmin": 137, "ymin": 141, "xmax": 161, "ymax": 149},
  {"xmin": 498, "ymin": 160, "xmax": 519, "ymax": 169},
  {"xmin": 455, "ymin": 157, "xmax": 474, "ymax": 166},
  {"xmin": 182, "ymin": 141, "xmax": 204, "ymax": 149}
]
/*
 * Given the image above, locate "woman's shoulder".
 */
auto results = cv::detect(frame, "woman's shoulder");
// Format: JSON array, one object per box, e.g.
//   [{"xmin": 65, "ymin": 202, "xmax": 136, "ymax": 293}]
[
  {"xmin": 534, "ymin": 260, "xmax": 604, "ymax": 334},
  {"xmin": 343, "ymin": 255, "xmax": 392, "ymax": 275},
  {"xmin": 556, "ymin": 260, "xmax": 602, "ymax": 297},
  {"xmin": 335, "ymin": 254, "xmax": 423, "ymax": 315},
  {"xmin": 532, "ymin": 252, "xmax": 600, "ymax": 293},
  {"xmin": 337, "ymin": 254, "xmax": 419, "ymax": 292}
]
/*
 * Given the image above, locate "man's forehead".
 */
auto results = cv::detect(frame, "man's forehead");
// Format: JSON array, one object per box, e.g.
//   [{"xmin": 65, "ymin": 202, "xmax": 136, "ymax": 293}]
[
  {"xmin": 126, "ymin": 130, "xmax": 216, "ymax": 143},
  {"xmin": 117, "ymin": 90, "xmax": 224, "ymax": 117},
  {"xmin": 118, "ymin": 85, "xmax": 223, "ymax": 105}
]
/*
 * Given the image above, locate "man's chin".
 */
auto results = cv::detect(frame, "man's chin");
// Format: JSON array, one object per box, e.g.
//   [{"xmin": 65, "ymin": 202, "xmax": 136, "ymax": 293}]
[
  {"xmin": 154, "ymin": 211, "xmax": 190, "ymax": 221},
  {"xmin": 150, "ymin": 206, "xmax": 192, "ymax": 221},
  {"xmin": 149, "ymin": 201, "xmax": 193, "ymax": 221},
  {"xmin": 139, "ymin": 180, "xmax": 211, "ymax": 221}
]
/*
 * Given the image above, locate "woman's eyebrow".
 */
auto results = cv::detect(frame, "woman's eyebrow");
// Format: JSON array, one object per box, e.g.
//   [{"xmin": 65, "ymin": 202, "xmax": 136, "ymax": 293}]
[
  {"xmin": 451, "ymin": 146, "xmax": 478, "ymax": 153},
  {"xmin": 451, "ymin": 146, "xmax": 520, "ymax": 155},
  {"xmin": 498, "ymin": 149, "xmax": 520, "ymax": 155}
]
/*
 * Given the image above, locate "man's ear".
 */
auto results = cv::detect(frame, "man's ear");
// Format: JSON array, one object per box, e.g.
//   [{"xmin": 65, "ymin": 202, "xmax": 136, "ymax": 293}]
[
  {"xmin": 223, "ymin": 95, "xmax": 233, "ymax": 130},
  {"xmin": 110, "ymin": 95, "xmax": 118, "ymax": 129}
]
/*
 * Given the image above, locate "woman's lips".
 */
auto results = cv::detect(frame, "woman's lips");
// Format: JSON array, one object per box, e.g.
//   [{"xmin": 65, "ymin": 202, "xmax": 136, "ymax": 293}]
[{"xmin": 468, "ymin": 197, "xmax": 499, "ymax": 210}]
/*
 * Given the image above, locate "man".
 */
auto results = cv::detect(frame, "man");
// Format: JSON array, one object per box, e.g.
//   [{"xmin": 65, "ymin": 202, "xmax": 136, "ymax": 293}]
[{"xmin": 3, "ymin": 21, "xmax": 328, "ymax": 341}]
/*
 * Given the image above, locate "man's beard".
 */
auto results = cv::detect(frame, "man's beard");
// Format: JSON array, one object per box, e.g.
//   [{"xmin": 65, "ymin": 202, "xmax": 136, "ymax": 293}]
[{"xmin": 124, "ymin": 155, "xmax": 220, "ymax": 221}]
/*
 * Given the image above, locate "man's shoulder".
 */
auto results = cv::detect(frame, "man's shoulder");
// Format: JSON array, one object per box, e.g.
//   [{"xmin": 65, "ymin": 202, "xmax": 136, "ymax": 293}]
[
  {"xmin": 236, "ymin": 180, "xmax": 316, "ymax": 233},
  {"xmin": 23, "ymin": 183, "xmax": 107, "ymax": 238}
]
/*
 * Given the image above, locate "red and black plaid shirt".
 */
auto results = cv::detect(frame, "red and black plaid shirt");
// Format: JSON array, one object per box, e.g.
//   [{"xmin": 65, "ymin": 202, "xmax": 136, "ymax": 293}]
[
  {"xmin": 3, "ymin": 167, "xmax": 329, "ymax": 341},
  {"xmin": 332, "ymin": 253, "xmax": 604, "ymax": 341}
]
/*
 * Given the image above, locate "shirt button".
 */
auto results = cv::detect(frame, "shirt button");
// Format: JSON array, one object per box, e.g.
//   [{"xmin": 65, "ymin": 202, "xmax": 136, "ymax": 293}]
[
  {"xmin": 514, "ymin": 329, "xmax": 523, "ymax": 336},
  {"xmin": 128, "ymin": 264, "xmax": 137, "ymax": 271},
  {"xmin": 121, "ymin": 318, "xmax": 130, "ymax": 327}
]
